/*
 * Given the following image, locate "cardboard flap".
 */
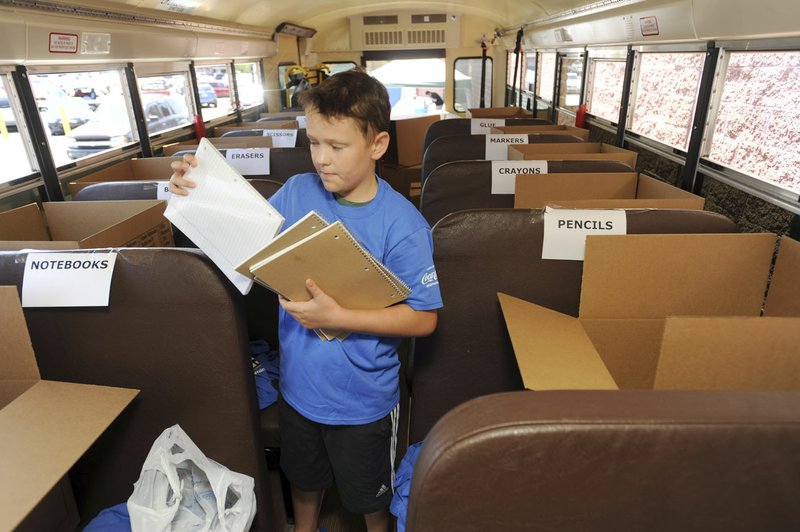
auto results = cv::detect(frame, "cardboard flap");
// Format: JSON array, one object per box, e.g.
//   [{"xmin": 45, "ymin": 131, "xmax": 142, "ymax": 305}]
[
  {"xmin": 580, "ymin": 233, "xmax": 776, "ymax": 319},
  {"xmin": 764, "ymin": 236, "xmax": 800, "ymax": 317},
  {"xmin": 654, "ymin": 316, "xmax": 800, "ymax": 390},
  {"xmin": 0, "ymin": 287, "xmax": 40, "ymax": 384},
  {"xmin": 636, "ymin": 174, "xmax": 698, "ymax": 200},
  {"xmin": 545, "ymin": 199, "xmax": 702, "ymax": 209},
  {"xmin": 0, "ymin": 380, "xmax": 138, "ymax": 530},
  {"xmin": 43, "ymin": 200, "xmax": 165, "ymax": 242},
  {"xmin": 509, "ymin": 143, "xmax": 602, "ymax": 158},
  {"xmin": 580, "ymin": 318, "xmax": 666, "ymax": 389},
  {"xmin": 498, "ymin": 293, "xmax": 617, "ymax": 390},
  {"xmin": 514, "ymin": 172, "xmax": 638, "ymax": 208},
  {"xmin": 0, "ymin": 204, "xmax": 51, "ymax": 241},
  {"xmin": 492, "ymin": 125, "xmax": 590, "ymax": 140}
]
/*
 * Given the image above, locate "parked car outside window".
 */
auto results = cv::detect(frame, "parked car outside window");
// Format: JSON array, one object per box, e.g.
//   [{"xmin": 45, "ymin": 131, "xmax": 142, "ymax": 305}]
[
  {"xmin": 66, "ymin": 96, "xmax": 188, "ymax": 159},
  {"xmin": 198, "ymin": 83, "xmax": 218, "ymax": 107},
  {"xmin": 0, "ymin": 88, "xmax": 17, "ymax": 130},
  {"xmin": 43, "ymin": 98, "xmax": 95, "ymax": 135}
]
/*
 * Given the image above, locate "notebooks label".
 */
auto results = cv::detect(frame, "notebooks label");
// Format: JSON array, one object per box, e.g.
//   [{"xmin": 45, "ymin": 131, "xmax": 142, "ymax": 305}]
[
  {"xmin": 22, "ymin": 252, "xmax": 117, "ymax": 307},
  {"xmin": 542, "ymin": 207, "xmax": 627, "ymax": 261},
  {"xmin": 491, "ymin": 161, "xmax": 549, "ymax": 194},
  {"xmin": 485, "ymin": 134, "xmax": 528, "ymax": 160},
  {"xmin": 471, "ymin": 118, "xmax": 505, "ymax": 134}
]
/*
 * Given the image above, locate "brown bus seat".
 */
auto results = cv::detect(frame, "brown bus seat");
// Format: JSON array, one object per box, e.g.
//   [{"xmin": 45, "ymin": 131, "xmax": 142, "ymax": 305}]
[
  {"xmin": 422, "ymin": 117, "xmax": 552, "ymax": 153},
  {"xmin": 0, "ymin": 248, "xmax": 279, "ymax": 531},
  {"xmin": 420, "ymin": 159, "xmax": 634, "ymax": 226},
  {"xmin": 409, "ymin": 208, "xmax": 740, "ymax": 443},
  {"xmin": 406, "ymin": 390, "xmax": 800, "ymax": 532},
  {"xmin": 421, "ymin": 133, "xmax": 584, "ymax": 184}
]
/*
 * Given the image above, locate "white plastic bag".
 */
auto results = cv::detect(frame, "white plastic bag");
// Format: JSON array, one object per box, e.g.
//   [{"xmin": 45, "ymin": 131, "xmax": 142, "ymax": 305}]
[{"xmin": 127, "ymin": 424, "xmax": 256, "ymax": 532}]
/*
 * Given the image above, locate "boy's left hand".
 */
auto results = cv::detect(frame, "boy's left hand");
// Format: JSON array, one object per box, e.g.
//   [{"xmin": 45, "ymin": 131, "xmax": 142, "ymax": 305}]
[{"xmin": 279, "ymin": 279, "xmax": 342, "ymax": 330}]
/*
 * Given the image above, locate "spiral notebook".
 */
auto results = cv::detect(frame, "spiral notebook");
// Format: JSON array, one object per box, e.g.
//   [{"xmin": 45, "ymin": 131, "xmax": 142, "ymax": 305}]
[{"xmin": 248, "ymin": 218, "xmax": 411, "ymax": 340}]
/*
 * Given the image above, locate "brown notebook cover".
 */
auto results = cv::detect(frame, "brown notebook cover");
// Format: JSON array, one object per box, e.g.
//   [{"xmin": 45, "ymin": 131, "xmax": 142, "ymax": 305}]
[{"xmin": 249, "ymin": 219, "xmax": 411, "ymax": 340}]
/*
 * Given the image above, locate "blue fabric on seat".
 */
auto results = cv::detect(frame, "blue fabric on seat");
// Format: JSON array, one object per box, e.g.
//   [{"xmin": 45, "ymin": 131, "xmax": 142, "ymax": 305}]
[
  {"xmin": 251, "ymin": 339, "xmax": 280, "ymax": 409},
  {"xmin": 83, "ymin": 502, "xmax": 131, "ymax": 531},
  {"xmin": 390, "ymin": 441, "xmax": 424, "ymax": 532}
]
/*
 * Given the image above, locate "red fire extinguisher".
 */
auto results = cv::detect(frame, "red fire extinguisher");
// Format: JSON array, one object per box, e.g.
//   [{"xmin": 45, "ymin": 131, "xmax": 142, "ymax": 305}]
[
  {"xmin": 194, "ymin": 114, "xmax": 206, "ymax": 138},
  {"xmin": 575, "ymin": 103, "xmax": 587, "ymax": 128}
]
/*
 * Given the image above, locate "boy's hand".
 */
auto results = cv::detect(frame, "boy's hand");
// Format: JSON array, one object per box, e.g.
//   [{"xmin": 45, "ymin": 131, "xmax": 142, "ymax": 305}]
[
  {"xmin": 279, "ymin": 279, "xmax": 342, "ymax": 330},
  {"xmin": 169, "ymin": 153, "xmax": 198, "ymax": 195}
]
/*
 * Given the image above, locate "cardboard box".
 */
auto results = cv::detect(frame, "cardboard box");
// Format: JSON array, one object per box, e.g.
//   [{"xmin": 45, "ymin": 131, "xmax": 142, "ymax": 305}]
[
  {"xmin": 162, "ymin": 136, "xmax": 272, "ymax": 156},
  {"xmin": 385, "ymin": 114, "xmax": 442, "ymax": 167},
  {"xmin": 213, "ymin": 121, "xmax": 299, "ymax": 137},
  {"xmin": 260, "ymin": 111, "xmax": 304, "ymax": 119},
  {"xmin": 467, "ymin": 106, "xmax": 531, "ymax": 118},
  {"xmin": 0, "ymin": 200, "xmax": 174, "ymax": 250},
  {"xmin": 380, "ymin": 163, "xmax": 421, "ymax": 199},
  {"xmin": 514, "ymin": 172, "xmax": 705, "ymax": 210},
  {"xmin": 509, "ymin": 142, "xmax": 638, "ymax": 169},
  {"xmin": 67, "ymin": 157, "xmax": 181, "ymax": 196},
  {"xmin": 491, "ymin": 124, "xmax": 590, "ymax": 141},
  {"xmin": 499, "ymin": 233, "xmax": 800, "ymax": 392},
  {"xmin": 0, "ymin": 286, "xmax": 138, "ymax": 531}
]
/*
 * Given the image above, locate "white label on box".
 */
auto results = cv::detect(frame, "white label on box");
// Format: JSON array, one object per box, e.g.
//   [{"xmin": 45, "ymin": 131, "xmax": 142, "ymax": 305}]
[
  {"xmin": 261, "ymin": 129, "xmax": 298, "ymax": 147},
  {"xmin": 22, "ymin": 252, "xmax": 117, "ymax": 307},
  {"xmin": 471, "ymin": 118, "xmax": 505, "ymax": 134},
  {"xmin": 296, "ymin": 115, "xmax": 307, "ymax": 128},
  {"xmin": 491, "ymin": 160, "xmax": 549, "ymax": 194},
  {"xmin": 542, "ymin": 207, "xmax": 627, "ymax": 261},
  {"xmin": 485, "ymin": 134, "xmax": 528, "ymax": 160},
  {"xmin": 155, "ymin": 181, "xmax": 172, "ymax": 200},
  {"xmin": 225, "ymin": 148, "xmax": 270, "ymax": 176}
]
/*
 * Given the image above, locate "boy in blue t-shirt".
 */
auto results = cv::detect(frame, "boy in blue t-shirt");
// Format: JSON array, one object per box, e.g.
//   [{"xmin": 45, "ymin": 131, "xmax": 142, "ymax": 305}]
[{"xmin": 169, "ymin": 69, "xmax": 442, "ymax": 532}]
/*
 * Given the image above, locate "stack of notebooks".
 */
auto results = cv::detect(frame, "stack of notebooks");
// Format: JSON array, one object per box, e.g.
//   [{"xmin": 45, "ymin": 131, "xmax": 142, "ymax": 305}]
[{"xmin": 165, "ymin": 137, "xmax": 410, "ymax": 341}]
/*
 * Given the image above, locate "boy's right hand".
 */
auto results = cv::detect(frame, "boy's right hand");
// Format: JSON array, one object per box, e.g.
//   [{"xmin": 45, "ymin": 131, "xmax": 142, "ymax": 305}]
[{"xmin": 169, "ymin": 153, "xmax": 198, "ymax": 196}]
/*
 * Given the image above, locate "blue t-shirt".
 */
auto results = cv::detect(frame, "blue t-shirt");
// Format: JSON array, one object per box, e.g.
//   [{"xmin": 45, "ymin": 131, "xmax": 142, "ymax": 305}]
[{"xmin": 269, "ymin": 173, "xmax": 442, "ymax": 425}]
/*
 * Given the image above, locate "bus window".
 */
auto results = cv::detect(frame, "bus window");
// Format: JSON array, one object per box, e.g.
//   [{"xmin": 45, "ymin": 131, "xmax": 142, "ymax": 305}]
[
  {"xmin": 29, "ymin": 69, "xmax": 129, "ymax": 165},
  {"xmin": 196, "ymin": 64, "xmax": 233, "ymax": 120},
  {"xmin": 586, "ymin": 59, "xmax": 627, "ymax": 123},
  {"xmin": 137, "ymin": 74, "xmax": 192, "ymax": 136},
  {"xmin": 234, "ymin": 61, "xmax": 264, "ymax": 109},
  {"xmin": 536, "ymin": 52, "xmax": 556, "ymax": 103},
  {"xmin": 454, "ymin": 57, "xmax": 492, "ymax": 113},
  {"xmin": 559, "ymin": 56, "xmax": 583, "ymax": 109},
  {"xmin": 326, "ymin": 62, "xmax": 357, "ymax": 75},
  {"xmin": 0, "ymin": 76, "xmax": 35, "ymax": 184},
  {"xmin": 367, "ymin": 58, "xmax": 447, "ymax": 117},
  {"xmin": 630, "ymin": 51, "xmax": 705, "ymax": 151},
  {"xmin": 707, "ymin": 50, "xmax": 800, "ymax": 194}
]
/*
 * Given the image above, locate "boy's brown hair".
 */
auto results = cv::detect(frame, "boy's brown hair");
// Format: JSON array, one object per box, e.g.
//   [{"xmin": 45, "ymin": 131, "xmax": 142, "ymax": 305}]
[{"xmin": 298, "ymin": 68, "xmax": 390, "ymax": 140}]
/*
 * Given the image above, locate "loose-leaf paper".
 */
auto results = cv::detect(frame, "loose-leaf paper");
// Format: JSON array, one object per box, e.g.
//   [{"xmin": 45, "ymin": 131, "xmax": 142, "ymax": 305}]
[
  {"xmin": 542, "ymin": 206, "xmax": 627, "ymax": 261},
  {"xmin": 22, "ymin": 252, "xmax": 117, "ymax": 307},
  {"xmin": 164, "ymin": 137, "xmax": 285, "ymax": 295}
]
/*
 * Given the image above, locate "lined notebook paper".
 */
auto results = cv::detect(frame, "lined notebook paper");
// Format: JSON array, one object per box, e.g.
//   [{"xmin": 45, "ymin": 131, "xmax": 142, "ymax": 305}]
[{"xmin": 165, "ymin": 137, "xmax": 285, "ymax": 294}]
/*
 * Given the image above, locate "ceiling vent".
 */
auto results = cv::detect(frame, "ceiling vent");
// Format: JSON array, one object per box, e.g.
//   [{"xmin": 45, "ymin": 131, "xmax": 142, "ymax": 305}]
[{"xmin": 350, "ymin": 12, "xmax": 460, "ymax": 50}]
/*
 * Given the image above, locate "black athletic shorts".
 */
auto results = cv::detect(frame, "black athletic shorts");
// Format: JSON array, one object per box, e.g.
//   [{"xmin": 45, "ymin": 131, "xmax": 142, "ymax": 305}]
[{"xmin": 278, "ymin": 395, "xmax": 398, "ymax": 514}]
